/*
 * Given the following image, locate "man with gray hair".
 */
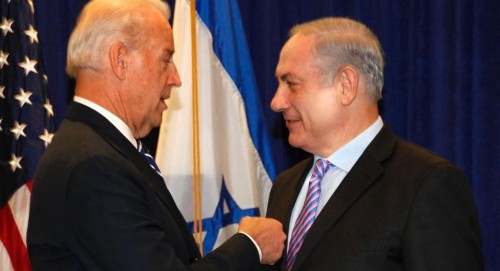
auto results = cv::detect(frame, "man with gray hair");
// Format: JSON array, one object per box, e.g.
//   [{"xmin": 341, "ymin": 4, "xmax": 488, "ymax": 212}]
[
  {"xmin": 27, "ymin": 0, "xmax": 285, "ymax": 270},
  {"xmin": 263, "ymin": 17, "xmax": 483, "ymax": 270}
]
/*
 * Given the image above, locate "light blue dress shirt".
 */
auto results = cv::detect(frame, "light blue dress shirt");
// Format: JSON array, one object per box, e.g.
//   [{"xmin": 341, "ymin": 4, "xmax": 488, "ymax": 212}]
[{"xmin": 287, "ymin": 116, "xmax": 384, "ymax": 250}]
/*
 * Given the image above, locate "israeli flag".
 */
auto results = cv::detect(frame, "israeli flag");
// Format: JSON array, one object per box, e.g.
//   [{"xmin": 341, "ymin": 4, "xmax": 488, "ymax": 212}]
[{"xmin": 156, "ymin": 0, "xmax": 276, "ymax": 254}]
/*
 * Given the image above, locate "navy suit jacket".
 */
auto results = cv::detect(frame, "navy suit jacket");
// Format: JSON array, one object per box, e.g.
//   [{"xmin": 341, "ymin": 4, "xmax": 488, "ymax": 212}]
[
  {"xmin": 28, "ymin": 102, "xmax": 259, "ymax": 270},
  {"xmin": 263, "ymin": 125, "xmax": 483, "ymax": 271}
]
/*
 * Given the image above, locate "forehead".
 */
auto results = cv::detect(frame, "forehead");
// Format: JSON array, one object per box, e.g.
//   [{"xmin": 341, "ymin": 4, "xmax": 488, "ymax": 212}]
[
  {"xmin": 142, "ymin": 8, "xmax": 174, "ymax": 49},
  {"xmin": 276, "ymin": 34, "xmax": 318, "ymax": 77}
]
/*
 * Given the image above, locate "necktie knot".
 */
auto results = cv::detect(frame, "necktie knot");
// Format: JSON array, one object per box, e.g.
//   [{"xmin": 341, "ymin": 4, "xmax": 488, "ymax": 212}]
[
  {"xmin": 311, "ymin": 158, "xmax": 332, "ymax": 181},
  {"xmin": 137, "ymin": 140, "xmax": 162, "ymax": 176}
]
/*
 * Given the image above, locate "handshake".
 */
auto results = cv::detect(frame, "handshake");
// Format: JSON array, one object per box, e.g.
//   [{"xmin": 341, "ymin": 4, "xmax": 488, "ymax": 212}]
[{"xmin": 238, "ymin": 217, "xmax": 287, "ymax": 265}]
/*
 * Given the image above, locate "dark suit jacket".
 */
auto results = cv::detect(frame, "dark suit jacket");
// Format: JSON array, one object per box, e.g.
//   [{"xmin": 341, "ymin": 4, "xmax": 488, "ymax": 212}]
[
  {"xmin": 28, "ymin": 102, "xmax": 259, "ymax": 271},
  {"xmin": 263, "ymin": 125, "xmax": 483, "ymax": 271}
]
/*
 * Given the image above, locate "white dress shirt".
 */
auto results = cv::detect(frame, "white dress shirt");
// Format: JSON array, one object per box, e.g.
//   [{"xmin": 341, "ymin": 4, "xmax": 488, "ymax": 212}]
[{"xmin": 74, "ymin": 96, "xmax": 137, "ymax": 148}]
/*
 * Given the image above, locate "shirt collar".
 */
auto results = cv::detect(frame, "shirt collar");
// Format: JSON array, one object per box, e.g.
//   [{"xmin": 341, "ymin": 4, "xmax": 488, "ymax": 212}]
[
  {"xmin": 74, "ymin": 96, "xmax": 137, "ymax": 148},
  {"xmin": 315, "ymin": 116, "xmax": 383, "ymax": 172}
]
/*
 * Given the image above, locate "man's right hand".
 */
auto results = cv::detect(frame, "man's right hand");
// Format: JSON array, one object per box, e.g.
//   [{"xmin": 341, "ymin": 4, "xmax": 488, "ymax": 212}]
[{"xmin": 238, "ymin": 216, "xmax": 286, "ymax": 265}]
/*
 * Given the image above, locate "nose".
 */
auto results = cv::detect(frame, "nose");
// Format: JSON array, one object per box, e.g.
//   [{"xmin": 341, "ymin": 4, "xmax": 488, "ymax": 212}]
[
  {"xmin": 270, "ymin": 87, "xmax": 289, "ymax": 112},
  {"xmin": 169, "ymin": 63, "xmax": 182, "ymax": 87}
]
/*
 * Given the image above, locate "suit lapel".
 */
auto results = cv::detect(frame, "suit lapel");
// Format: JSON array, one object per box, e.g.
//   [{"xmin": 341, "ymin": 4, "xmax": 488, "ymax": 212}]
[
  {"xmin": 65, "ymin": 103, "xmax": 187, "ymax": 225},
  {"xmin": 291, "ymin": 125, "xmax": 397, "ymax": 271},
  {"xmin": 284, "ymin": 158, "xmax": 315, "ymax": 236},
  {"xmin": 66, "ymin": 102, "xmax": 201, "ymax": 258},
  {"xmin": 266, "ymin": 158, "xmax": 313, "ymax": 271}
]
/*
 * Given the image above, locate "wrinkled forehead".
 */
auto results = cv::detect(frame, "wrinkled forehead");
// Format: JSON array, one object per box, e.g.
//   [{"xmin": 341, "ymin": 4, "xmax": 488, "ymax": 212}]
[
  {"xmin": 137, "ymin": 8, "xmax": 174, "ymax": 48},
  {"xmin": 276, "ymin": 34, "xmax": 319, "ymax": 74}
]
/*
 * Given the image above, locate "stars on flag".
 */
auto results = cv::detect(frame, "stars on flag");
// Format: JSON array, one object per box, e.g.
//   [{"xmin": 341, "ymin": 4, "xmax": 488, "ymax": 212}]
[
  {"xmin": 27, "ymin": 0, "xmax": 34, "ymax": 14},
  {"xmin": 14, "ymin": 88, "xmax": 33, "ymax": 108},
  {"xmin": 18, "ymin": 56, "xmax": 38, "ymax": 75},
  {"xmin": 0, "ymin": 50, "xmax": 8, "ymax": 68},
  {"xmin": 8, "ymin": 154, "xmax": 23, "ymax": 173},
  {"xmin": 39, "ymin": 128, "xmax": 54, "ymax": 148},
  {"xmin": 44, "ymin": 100, "xmax": 54, "ymax": 116},
  {"xmin": 1, "ymin": 0, "xmax": 56, "ymax": 206},
  {"xmin": 10, "ymin": 121, "xmax": 27, "ymax": 140},
  {"xmin": 24, "ymin": 24, "xmax": 38, "ymax": 44},
  {"xmin": 0, "ymin": 17, "xmax": 14, "ymax": 36}
]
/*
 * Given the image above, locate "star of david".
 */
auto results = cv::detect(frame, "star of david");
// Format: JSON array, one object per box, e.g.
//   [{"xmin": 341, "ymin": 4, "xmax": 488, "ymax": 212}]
[{"xmin": 187, "ymin": 175, "xmax": 260, "ymax": 255}]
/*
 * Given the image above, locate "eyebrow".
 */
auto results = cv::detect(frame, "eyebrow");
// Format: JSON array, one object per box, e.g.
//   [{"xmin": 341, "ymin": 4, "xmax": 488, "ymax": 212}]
[
  {"xmin": 277, "ymin": 73, "xmax": 300, "ymax": 82},
  {"xmin": 276, "ymin": 71, "xmax": 289, "ymax": 80}
]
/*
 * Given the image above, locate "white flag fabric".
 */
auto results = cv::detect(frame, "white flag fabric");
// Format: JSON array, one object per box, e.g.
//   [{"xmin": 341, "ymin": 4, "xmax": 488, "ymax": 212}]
[{"xmin": 156, "ymin": 0, "xmax": 276, "ymax": 254}]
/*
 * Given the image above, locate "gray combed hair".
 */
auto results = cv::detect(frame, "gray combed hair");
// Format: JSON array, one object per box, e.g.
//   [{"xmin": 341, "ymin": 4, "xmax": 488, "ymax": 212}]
[{"xmin": 291, "ymin": 17, "xmax": 385, "ymax": 102}]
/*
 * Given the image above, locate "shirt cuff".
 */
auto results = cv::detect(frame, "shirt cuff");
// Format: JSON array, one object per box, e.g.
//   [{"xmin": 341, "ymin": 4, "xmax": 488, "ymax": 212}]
[{"xmin": 238, "ymin": 231, "xmax": 262, "ymax": 262}]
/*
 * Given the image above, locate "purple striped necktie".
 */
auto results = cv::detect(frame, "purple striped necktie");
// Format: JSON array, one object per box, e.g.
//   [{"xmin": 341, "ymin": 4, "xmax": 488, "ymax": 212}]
[{"xmin": 286, "ymin": 158, "xmax": 333, "ymax": 271}]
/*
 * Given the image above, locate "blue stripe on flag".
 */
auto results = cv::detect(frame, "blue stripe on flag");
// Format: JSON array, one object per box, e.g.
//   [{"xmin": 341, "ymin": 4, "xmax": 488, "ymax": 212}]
[{"xmin": 196, "ymin": 0, "xmax": 276, "ymax": 180}]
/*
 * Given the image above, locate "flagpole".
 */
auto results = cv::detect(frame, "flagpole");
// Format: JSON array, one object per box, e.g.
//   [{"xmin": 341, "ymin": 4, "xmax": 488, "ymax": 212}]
[{"xmin": 189, "ymin": 0, "xmax": 203, "ymax": 256}]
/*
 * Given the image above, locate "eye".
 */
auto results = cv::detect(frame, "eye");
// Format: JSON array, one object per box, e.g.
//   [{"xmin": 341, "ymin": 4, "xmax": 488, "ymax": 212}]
[
  {"xmin": 162, "ymin": 51, "xmax": 174, "ymax": 65},
  {"xmin": 286, "ymin": 80, "xmax": 299, "ymax": 88},
  {"xmin": 162, "ymin": 58, "xmax": 174, "ymax": 70},
  {"xmin": 277, "ymin": 74, "xmax": 300, "ymax": 89}
]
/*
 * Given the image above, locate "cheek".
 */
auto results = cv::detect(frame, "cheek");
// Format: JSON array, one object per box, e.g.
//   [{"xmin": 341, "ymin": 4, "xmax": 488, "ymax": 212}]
[{"xmin": 304, "ymin": 100, "xmax": 335, "ymax": 130}]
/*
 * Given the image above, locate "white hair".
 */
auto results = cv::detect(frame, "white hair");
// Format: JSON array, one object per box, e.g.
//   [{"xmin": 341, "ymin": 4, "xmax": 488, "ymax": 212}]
[{"xmin": 66, "ymin": 0, "xmax": 171, "ymax": 77}]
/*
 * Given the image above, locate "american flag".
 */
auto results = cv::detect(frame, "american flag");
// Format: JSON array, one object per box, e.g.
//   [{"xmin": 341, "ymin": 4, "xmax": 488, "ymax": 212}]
[{"xmin": 1, "ymin": 0, "xmax": 55, "ymax": 270}]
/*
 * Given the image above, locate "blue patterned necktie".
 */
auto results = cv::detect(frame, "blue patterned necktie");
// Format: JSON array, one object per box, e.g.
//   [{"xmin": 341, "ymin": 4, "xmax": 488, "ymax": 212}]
[
  {"xmin": 286, "ymin": 158, "xmax": 332, "ymax": 271},
  {"xmin": 137, "ymin": 140, "xmax": 162, "ymax": 176}
]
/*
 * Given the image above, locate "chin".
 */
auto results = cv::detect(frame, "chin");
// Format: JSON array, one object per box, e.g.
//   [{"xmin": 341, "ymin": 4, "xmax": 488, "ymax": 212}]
[
  {"xmin": 153, "ymin": 110, "xmax": 164, "ymax": 123},
  {"xmin": 288, "ymin": 135, "xmax": 304, "ymax": 149},
  {"xmin": 151, "ymin": 119, "xmax": 162, "ymax": 129}
]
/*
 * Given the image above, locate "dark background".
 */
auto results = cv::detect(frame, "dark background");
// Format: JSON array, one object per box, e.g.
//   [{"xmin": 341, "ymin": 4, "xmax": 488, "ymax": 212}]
[{"xmin": 33, "ymin": 0, "xmax": 500, "ymax": 270}]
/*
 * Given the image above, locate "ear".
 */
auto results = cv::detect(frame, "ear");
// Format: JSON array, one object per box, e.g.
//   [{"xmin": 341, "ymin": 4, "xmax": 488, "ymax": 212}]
[
  {"xmin": 337, "ymin": 66, "xmax": 359, "ymax": 105},
  {"xmin": 109, "ymin": 41, "xmax": 128, "ymax": 80}
]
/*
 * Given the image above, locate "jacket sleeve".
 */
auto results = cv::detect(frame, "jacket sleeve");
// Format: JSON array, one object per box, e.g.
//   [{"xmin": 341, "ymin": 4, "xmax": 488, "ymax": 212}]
[{"xmin": 66, "ymin": 155, "xmax": 259, "ymax": 271}]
